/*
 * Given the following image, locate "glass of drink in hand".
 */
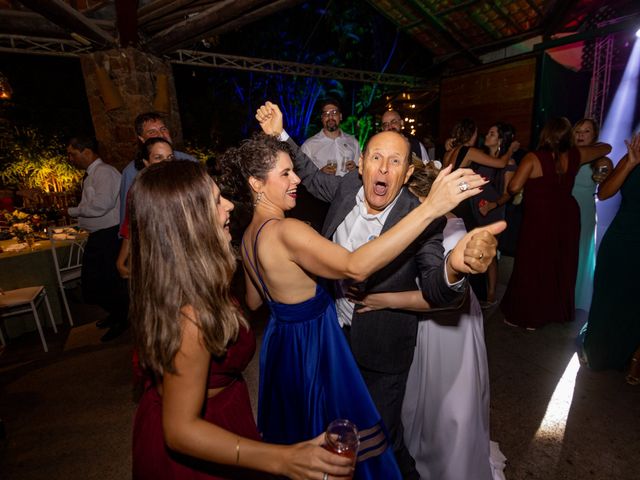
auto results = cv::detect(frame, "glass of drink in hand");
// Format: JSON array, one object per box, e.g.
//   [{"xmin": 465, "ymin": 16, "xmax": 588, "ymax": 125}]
[
  {"xmin": 324, "ymin": 419, "xmax": 359, "ymax": 477},
  {"xmin": 326, "ymin": 159, "xmax": 338, "ymax": 174}
]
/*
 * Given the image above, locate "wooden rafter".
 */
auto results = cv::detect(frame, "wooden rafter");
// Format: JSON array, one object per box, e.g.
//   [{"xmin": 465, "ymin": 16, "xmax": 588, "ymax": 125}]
[
  {"xmin": 435, "ymin": 0, "xmax": 482, "ymax": 17},
  {"xmin": 467, "ymin": 10, "xmax": 501, "ymax": 41},
  {"xmin": 147, "ymin": 0, "xmax": 270, "ymax": 53},
  {"xmin": 185, "ymin": 0, "xmax": 305, "ymax": 39},
  {"xmin": 542, "ymin": 0, "xmax": 580, "ymax": 38},
  {"xmin": 114, "ymin": 0, "xmax": 138, "ymax": 47},
  {"xmin": 0, "ymin": 9, "xmax": 114, "ymax": 39},
  {"xmin": 138, "ymin": 0, "xmax": 201, "ymax": 27},
  {"xmin": 17, "ymin": 0, "xmax": 115, "ymax": 46},
  {"xmin": 488, "ymin": 0, "xmax": 524, "ymax": 34},
  {"xmin": 404, "ymin": 0, "xmax": 482, "ymax": 65}
]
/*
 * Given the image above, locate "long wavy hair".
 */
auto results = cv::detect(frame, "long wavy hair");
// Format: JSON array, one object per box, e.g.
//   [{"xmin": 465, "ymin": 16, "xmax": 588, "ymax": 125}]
[
  {"xmin": 129, "ymin": 161, "xmax": 247, "ymax": 377},
  {"xmin": 537, "ymin": 117, "xmax": 572, "ymax": 174},
  {"xmin": 487, "ymin": 122, "xmax": 516, "ymax": 157},
  {"xmin": 450, "ymin": 118, "xmax": 477, "ymax": 147}
]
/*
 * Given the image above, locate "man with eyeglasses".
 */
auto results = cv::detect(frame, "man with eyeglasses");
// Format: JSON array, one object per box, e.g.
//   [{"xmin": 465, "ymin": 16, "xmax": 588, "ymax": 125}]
[
  {"xmin": 118, "ymin": 112, "xmax": 197, "ymax": 229},
  {"xmin": 301, "ymin": 98, "xmax": 361, "ymax": 177},
  {"xmin": 381, "ymin": 110, "xmax": 431, "ymax": 165}
]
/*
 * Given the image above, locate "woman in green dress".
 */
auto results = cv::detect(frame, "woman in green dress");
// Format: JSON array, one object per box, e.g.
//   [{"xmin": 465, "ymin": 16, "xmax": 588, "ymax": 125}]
[
  {"xmin": 584, "ymin": 133, "xmax": 640, "ymax": 371},
  {"xmin": 571, "ymin": 119, "xmax": 613, "ymax": 313}
]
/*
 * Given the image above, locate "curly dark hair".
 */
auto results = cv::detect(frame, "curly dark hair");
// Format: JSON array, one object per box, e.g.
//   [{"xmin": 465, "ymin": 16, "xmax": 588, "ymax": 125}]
[{"xmin": 228, "ymin": 132, "xmax": 294, "ymax": 182}]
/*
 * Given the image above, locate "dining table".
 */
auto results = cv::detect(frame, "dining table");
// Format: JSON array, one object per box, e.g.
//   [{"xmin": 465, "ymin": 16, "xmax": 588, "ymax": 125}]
[{"xmin": 0, "ymin": 232, "xmax": 85, "ymax": 338}]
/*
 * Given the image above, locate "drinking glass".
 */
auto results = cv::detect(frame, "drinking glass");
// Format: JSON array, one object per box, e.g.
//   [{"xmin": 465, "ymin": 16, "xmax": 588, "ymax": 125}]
[
  {"xmin": 324, "ymin": 419, "xmax": 359, "ymax": 477},
  {"xmin": 326, "ymin": 159, "xmax": 337, "ymax": 173},
  {"xmin": 340, "ymin": 155, "xmax": 351, "ymax": 173}
]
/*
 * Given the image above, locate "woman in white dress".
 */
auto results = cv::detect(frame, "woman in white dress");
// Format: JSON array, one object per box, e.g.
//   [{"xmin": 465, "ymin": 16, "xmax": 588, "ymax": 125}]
[{"xmin": 350, "ymin": 160, "xmax": 506, "ymax": 480}]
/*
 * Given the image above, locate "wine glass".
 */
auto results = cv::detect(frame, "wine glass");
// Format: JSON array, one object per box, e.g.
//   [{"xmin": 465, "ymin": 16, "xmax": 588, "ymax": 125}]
[{"xmin": 324, "ymin": 419, "xmax": 359, "ymax": 478}]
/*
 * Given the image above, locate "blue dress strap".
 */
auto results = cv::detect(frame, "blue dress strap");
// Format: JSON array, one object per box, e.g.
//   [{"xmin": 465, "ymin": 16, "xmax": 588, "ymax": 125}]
[{"xmin": 242, "ymin": 218, "xmax": 279, "ymax": 301}]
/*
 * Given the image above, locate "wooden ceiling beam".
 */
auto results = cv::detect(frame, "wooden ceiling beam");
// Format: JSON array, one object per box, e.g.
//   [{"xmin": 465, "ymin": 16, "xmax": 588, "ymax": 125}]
[
  {"xmin": 192, "ymin": 0, "xmax": 305, "ymax": 39},
  {"xmin": 489, "ymin": 0, "xmax": 524, "ymax": 34},
  {"xmin": 404, "ymin": 0, "xmax": 482, "ymax": 65},
  {"xmin": 435, "ymin": 0, "xmax": 482, "ymax": 17},
  {"xmin": 115, "ymin": 0, "xmax": 138, "ymax": 47},
  {"xmin": 143, "ymin": 4, "xmax": 212, "ymax": 33},
  {"xmin": 17, "ymin": 0, "xmax": 115, "ymax": 46},
  {"xmin": 542, "ymin": 0, "xmax": 581, "ymax": 38},
  {"xmin": 147, "ymin": 0, "xmax": 270, "ymax": 53},
  {"xmin": 138, "ymin": 0, "xmax": 201, "ymax": 27},
  {"xmin": 0, "ymin": 9, "xmax": 114, "ymax": 39}
]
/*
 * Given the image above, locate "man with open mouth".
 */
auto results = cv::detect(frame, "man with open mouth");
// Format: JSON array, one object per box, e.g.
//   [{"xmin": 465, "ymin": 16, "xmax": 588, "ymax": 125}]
[{"xmin": 257, "ymin": 101, "xmax": 499, "ymax": 480}]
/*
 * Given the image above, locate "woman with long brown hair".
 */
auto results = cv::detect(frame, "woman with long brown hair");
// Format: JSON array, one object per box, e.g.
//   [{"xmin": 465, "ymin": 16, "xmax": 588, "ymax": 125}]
[
  {"xmin": 500, "ymin": 117, "xmax": 611, "ymax": 329},
  {"xmin": 129, "ymin": 161, "xmax": 353, "ymax": 480}
]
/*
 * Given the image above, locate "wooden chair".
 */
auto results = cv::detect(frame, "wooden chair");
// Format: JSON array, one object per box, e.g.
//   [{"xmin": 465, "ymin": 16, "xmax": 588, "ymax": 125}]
[{"xmin": 0, "ymin": 286, "xmax": 56, "ymax": 352}]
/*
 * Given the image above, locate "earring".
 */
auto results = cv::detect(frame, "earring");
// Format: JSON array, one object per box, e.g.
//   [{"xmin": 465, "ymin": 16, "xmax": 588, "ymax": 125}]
[{"xmin": 254, "ymin": 192, "xmax": 263, "ymax": 207}]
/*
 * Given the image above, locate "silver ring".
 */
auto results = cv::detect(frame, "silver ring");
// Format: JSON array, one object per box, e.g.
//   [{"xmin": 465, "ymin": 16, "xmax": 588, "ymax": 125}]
[
  {"xmin": 458, "ymin": 181, "xmax": 470, "ymax": 192},
  {"xmin": 323, "ymin": 474, "xmax": 329, "ymax": 480}
]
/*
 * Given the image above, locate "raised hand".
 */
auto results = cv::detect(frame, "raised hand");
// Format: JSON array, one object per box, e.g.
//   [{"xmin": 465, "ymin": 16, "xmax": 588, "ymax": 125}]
[
  {"xmin": 419, "ymin": 165, "xmax": 487, "ymax": 219},
  {"xmin": 448, "ymin": 221, "xmax": 506, "ymax": 275},
  {"xmin": 255, "ymin": 101, "xmax": 284, "ymax": 136},
  {"xmin": 625, "ymin": 133, "xmax": 640, "ymax": 167}
]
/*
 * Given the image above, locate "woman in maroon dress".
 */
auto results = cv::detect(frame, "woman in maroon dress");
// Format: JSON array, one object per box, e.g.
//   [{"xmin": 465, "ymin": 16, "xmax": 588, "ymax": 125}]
[
  {"xmin": 500, "ymin": 117, "xmax": 610, "ymax": 329},
  {"xmin": 129, "ymin": 161, "xmax": 353, "ymax": 479}
]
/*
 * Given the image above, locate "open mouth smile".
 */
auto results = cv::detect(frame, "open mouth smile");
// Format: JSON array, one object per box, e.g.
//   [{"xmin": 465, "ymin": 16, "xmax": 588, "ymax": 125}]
[{"xmin": 373, "ymin": 180, "xmax": 388, "ymax": 196}]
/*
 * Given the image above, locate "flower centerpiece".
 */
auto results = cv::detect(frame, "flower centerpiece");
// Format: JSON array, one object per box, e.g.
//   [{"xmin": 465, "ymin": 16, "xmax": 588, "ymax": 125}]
[{"xmin": 4, "ymin": 209, "xmax": 36, "ymax": 243}]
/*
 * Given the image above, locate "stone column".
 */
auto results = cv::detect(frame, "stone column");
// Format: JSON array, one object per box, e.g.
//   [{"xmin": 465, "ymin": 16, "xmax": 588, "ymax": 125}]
[{"xmin": 79, "ymin": 47, "xmax": 184, "ymax": 170}]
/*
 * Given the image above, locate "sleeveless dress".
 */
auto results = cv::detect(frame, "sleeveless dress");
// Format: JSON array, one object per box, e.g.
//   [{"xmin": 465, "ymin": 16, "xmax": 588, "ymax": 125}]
[
  {"xmin": 501, "ymin": 148, "xmax": 581, "ymax": 328},
  {"xmin": 584, "ymin": 164, "xmax": 640, "ymax": 370},
  {"xmin": 572, "ymin": 164, "xmax": 597, "ymax": 312},
  {"xmin": 242, "ymin": 219, "xmax": 402, "ymax": 480},
  {"xmin": 451, "ymin": 147, "xmax": 477, "ymax": 232},
  {"xmin": 132, "ymin": 326, "xmax": 266, "ymax": 480},
  {"xmin": 401, "ymin": 218, "xmax": 506, "ymax": 480},
  {"xmin": 471, "ymin": 164, "xmax": 505, "ymax": 227}
]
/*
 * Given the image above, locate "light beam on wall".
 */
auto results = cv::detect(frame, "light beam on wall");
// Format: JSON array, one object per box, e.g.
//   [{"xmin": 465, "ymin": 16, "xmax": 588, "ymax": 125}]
[{"xmin": 596, "ymin": 36, "xmax": 640, "ymax": 248}]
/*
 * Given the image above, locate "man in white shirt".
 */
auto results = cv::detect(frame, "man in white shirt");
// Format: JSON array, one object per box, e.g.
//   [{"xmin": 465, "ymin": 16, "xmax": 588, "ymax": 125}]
[
  {"xmin": 257, "ymin": 101, "xmax": 501, "ymax": 479},
  {"xmin": 381, "ymin": 110, "xmax": 433, "ymax": 165},
  {"xmin": 301, "ymin": 99, "xmax": 360, "ymax": 177},
  {"xmin": 67, "ymin": 136, "xmax": 127, "ymax": 342}
]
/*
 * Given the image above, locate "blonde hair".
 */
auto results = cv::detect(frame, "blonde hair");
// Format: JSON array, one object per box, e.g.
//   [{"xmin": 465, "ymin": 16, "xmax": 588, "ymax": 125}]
[{"xmin": 129, "ymin": 161, "xmax": 247, "ymax": 377}]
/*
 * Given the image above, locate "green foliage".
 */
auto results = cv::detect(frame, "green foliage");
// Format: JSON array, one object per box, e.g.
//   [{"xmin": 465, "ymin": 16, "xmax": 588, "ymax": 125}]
[
  {"xmin": 183, "ymin": 143, "xmax": 214, "ymax": 165},
  {"xmin": 0, "ymin": 127, "xmax": 83, "ymax": 193}
]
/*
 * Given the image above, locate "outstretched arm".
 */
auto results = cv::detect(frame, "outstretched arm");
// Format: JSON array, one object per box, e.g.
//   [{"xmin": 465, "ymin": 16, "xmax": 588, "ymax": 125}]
[
  {"xmin": 464, "ymin": 142, "xmax": 520, "ymax": 169},
  {"xmin": 597, "ymin": 134, "xmax": 640, "ymax": 200},
  {"xmin": 578, "ymin": 142, "xmax": 612, "ymax": 165},
  {"xmin": 279, "ymin": 166, "xmax": 488, "ymax": 282}
]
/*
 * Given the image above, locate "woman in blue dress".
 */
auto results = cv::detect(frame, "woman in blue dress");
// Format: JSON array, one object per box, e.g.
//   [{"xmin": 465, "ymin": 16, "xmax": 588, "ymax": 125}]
[{"xmin": 232, "ymin": 125, "xmax": 486, "ymax": 479}]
